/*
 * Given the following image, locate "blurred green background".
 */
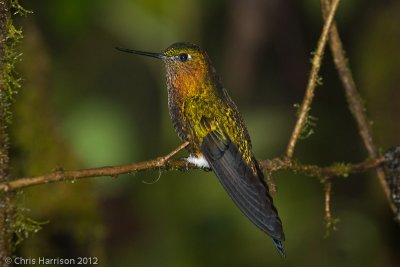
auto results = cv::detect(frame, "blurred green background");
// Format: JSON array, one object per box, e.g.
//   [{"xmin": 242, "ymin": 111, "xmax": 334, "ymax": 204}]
[{"xmin": 10, "ymin": 0, "xmax": 400, "ymax": 266}]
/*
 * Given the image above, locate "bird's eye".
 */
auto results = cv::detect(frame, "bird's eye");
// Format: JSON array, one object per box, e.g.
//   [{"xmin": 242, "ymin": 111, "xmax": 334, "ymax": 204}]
[{"xmin": 178, "ymin": 53, "xmax": 190, "ymax": 62}]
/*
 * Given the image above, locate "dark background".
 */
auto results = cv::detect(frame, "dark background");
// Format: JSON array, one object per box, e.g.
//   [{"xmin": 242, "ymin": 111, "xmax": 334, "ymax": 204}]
[{"xmin": 11, "ymin": 0, "xmax": 400, "ymax": 266}]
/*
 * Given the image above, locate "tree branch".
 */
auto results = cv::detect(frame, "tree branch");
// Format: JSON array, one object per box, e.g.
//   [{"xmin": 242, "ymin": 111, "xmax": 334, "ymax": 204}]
[
  {"xmin": 260, "ymin": 156, "xmax": 385, "ymax": 179},
  {"xmin": 320, "ymin": 0, "xmax": 398, "ymax": 217},
  {"xmin": 0, "ymin": 142, "xmax": 191, "ymax": 192},
  {"xmin": 0, "ymin": 152, "xmax": 385, "ymax": 192},
  {"xmin": 0, "ymin": 158, "xmax": 195, "ymax": 192},
  {"xmin": 286, "ymin": 0, "xmax": 340, "ymax": 158}
]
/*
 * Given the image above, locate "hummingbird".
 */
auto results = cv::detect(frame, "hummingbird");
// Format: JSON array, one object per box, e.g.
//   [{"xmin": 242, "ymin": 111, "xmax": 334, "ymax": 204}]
[{"xmin": 117, "ymin": 42, "xmax": 285, "ymax": 257}]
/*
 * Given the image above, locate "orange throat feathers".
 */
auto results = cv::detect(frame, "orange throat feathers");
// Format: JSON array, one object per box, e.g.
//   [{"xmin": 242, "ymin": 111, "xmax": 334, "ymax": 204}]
[{"xmin": 166, "ymin": 57, "xmax": 208, "ymax": 98}]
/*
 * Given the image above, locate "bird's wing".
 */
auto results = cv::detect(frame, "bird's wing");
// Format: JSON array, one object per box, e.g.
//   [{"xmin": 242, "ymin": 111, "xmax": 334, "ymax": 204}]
[
  {"xmin": 199, "ymin": 125, "xmax": 285, "ymax": 242},
  {"xmin": 183, "ymin": 95, "xmax": 285, "ymax": 256}
]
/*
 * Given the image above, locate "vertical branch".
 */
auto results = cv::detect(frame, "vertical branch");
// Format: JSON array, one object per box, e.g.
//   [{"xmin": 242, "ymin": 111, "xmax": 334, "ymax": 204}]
[
  {"xmin": 324, "ymin": 182, "xmax": 332, "ymax": 223},
  {"xmin": 323, "ymin": 181, "xmax": 338, "ymax": 236},
  {"xmin": 320, "ymin": 0, "xmax": 397, "ymax": 216},
  {"xmin": 0, "ymin": 0, "xmax": 15, "ymax": 263},
  {"xmin": 286, "ymin": 0, "xmax": 340, "ymax": 158}
]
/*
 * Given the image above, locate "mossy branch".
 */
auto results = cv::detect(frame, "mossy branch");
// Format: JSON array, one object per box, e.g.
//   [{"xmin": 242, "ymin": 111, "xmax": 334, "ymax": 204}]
[
  {"xmin": 320, "ymin": 0, "xmax": 398, "ymax": 216},
  {"xmin": 0, "ymin": 0, "xmax": 30, "ymax": 262},
  {"xmin": 0, "ymin": 152, "xmax": 385, "ymax": 192},
  {"xmin": 286, "ymin": 0, "xmax": 340, "ymax": 158}
]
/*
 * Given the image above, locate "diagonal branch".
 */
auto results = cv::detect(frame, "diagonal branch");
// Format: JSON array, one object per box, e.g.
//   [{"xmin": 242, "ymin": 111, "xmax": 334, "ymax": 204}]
[
  {"xmin": 320, "ymin": 0, "xmax": 397, "ymax": 216},
  {"xmin": 286, "ymin": 0, "xmax": 341, "ymax": 158}
]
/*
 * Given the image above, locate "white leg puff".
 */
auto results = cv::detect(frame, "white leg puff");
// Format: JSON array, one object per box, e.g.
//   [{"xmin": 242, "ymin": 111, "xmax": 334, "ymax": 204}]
[{"xmin": 186, "ymin": 155, "xmax": 210, "ymax": 168}]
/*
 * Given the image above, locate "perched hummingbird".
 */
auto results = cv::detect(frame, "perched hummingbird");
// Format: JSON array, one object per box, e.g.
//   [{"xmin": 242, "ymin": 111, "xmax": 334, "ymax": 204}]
[{"xmin": 117, "ymin": 43, "xmax": 285, "ymax": 257}]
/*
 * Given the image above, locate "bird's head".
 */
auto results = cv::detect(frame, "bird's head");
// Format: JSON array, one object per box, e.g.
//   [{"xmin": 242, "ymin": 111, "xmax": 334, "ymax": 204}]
[{"xmin": 117, "ymin": 42, "xmax": 213, "ymax": 95}]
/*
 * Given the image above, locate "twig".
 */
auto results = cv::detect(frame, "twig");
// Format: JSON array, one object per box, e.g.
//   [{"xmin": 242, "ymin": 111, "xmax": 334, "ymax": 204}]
[
  {"xmin": 323, "ymin": 181, "xmax": 338, "ymax": 236},
  {"xmin": 324, "ymin": 182, "xmax": 332, "ymax": 223},
  {"xmin": 156, "ymin": 141, "xmax": 189, "ymax": 164},
  {"xmin": 320, "ymin": 0, "xmax": 397, "ymax": 216},
  {"xmin": 286, "ymin": 0, "xmax": 341, "ymax": 158}
]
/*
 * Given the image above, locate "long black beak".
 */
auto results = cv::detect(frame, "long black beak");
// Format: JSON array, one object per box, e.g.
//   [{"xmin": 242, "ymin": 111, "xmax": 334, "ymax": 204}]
[{"xmin": 116, "ymin": 47, "xmax": 165, "ymax": 60}]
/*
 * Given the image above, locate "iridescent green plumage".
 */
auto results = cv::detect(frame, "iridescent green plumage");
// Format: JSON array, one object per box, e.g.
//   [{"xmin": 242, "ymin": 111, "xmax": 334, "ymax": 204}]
[
  {"xmin": 163, "ymin": 44, "xmax": 253, "ymax": 167},
  {"xmin": 117, "ymin": 42, "xmax": 286, "ymax": 257}
]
